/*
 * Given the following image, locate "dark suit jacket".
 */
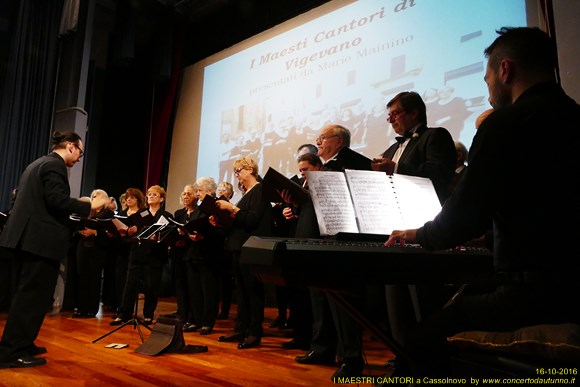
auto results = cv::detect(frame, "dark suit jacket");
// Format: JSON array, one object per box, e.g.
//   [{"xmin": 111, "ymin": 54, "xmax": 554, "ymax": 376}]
[
  {"xmin": 0, "ymin": 152, "xmax": 90, "ymax": 262},
  {"xmin": 382, "ymin": 125, "xmax": 455, "ymax": 203},
  {"xmin": 417, "ymin": 82, "xmax": 580, "ymax": 273}
]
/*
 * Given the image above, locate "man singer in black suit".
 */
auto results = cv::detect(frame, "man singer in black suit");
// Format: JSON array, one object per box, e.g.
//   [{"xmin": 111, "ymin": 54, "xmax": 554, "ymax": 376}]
[
  {"xmin": 371, "ymin": 91, "xmax": 456, "ymax": 353},
  {"xmin": 371, "ymin": 91, "xmax": 456, "ymax": 204},
  {"xmin": 385, "ymin": 27, "xmax": 580, "ymax": 376},
  {"xmin": 0, "ymin": 131, "xmax": 109, "ymax": 368}
]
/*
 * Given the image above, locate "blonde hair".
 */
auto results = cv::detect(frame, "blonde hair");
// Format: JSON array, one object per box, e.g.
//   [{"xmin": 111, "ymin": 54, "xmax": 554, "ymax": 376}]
[
  {"xmin": 147, "ymin": 185, "xmax": 166, "ymax": 200},
  {"xmin": 233, "ymin": 157, "xmax": 259, "ymax": 177},
  {"xmin": 217, "ymin": 181, "xmax": 234, "ymax": 199}
]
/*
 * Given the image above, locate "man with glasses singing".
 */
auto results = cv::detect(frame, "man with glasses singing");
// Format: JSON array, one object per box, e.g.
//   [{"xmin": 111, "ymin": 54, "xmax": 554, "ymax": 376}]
[
  {"xmin": 315, "ymin": 124, "xmax": 371, "ymax": 172},
  {"xmin": 372, "ymin": 91, "xmax": 456, "ymax": 204},
  {"xmin": 0, "ymin": 131, "xmax": 108, "ymax": 368}
]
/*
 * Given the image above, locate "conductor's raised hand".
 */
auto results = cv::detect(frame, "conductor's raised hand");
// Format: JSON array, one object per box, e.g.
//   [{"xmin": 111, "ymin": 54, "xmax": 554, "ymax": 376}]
[{"xmin": 90, "ymin": 194, "xmax": 110, "ymax": 210}]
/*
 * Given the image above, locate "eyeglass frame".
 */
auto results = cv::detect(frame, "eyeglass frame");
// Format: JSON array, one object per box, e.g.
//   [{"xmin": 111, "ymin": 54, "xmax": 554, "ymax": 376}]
[
  {"xmin": 234, "ymin": 167, "xmax": 248, "ymax": 175},
  {"xmin": 386, "ymin": 109, "xmax": 406, "ymax": 123},
  {"xmin": 315, "ymin": 134, "xmax": 339, "ymax": 143},
  {"xmin": 71, "ymin": 142, "xmax": 84, "ymax": 158}
]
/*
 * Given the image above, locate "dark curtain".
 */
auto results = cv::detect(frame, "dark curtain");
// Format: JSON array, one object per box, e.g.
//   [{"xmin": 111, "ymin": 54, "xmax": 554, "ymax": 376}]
[
  {"xmin": 144, "ymin": 19, "xmax": 185, "ymax": 189},
  {"xmin": 0, "ymin": 0, "xmax": 64, "ymax": 211}
]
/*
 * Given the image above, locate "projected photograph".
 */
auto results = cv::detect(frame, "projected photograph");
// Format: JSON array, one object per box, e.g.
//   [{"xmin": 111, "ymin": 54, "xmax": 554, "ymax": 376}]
[{"xmin": 172, "ymin": 0, "xmax": 528, "ymax": 197}]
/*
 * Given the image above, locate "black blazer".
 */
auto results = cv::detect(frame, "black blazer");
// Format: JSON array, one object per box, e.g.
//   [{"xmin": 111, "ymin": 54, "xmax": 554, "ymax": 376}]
[
  {"xmin": 382, "ymin": 124, "xmax": 455, "ymax": 203},
  {"xmin": 226, "ymin": 183, "xmax": 272, "ymax": 253},
  {"xmin": 0, "ymin": 152, "xmax": 91, "ymax": 262}
]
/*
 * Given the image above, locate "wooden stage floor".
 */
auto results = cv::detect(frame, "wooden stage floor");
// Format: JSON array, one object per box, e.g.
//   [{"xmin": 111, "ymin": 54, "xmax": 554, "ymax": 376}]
[{"xmin": 0, "ymin": 297, "xmax": 394, "ymax": 386}]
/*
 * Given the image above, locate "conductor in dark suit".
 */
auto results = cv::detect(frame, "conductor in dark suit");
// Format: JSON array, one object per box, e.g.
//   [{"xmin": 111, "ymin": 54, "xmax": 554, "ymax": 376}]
[
  {"xmin": 0, "ymin": 131, "xmax": 109, "ymax": 368},
  {"xmin": 372, "ymin": 91, "xmax": 456, "ymax": 204},
  {"xmin": 385, "ymin": 27, "xmax": 580, "ymax": 376}
]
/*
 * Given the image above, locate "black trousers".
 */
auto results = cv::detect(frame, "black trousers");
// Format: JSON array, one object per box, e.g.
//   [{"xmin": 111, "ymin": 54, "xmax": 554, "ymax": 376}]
[
  {"xmin": 118, "ymin": 244, "xmax": 163, "ymax": 320},
  {"xmin": 170, "ymin": 246, "xmax": 191, "ymax": 322},
  {"xmin": 188, "ymin": 260, "xmax": 219, "ymax": 328},
  {"xmin": 309, "ymin": 288, "xmax": 337, "ymax": 357},
  {"xmin": 217, "ymin": 251, "xmax": 233, "ymax": 316},
  {"xmin": 232, "ymin": 251, "xmax": 264, "ymax": 337},
  {"xmin": 0, "ymin": 250, "xmax": 59, "ymax": 361},
  {"xmin": 75, "ymin": 240, "xmax": 107, "ymax": 315}
]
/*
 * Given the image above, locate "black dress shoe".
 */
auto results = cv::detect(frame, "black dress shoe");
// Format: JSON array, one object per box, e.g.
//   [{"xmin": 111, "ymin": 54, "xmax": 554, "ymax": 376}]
[
  {"xmin": 295, "ymin": 350, "xmax": 335, "ymax": 365},
  {"xmin": 0, "ymin": 356, "xmax": 47, "ymax": 369},
  {"xmin": 331, "ymin": 357, "xmax": 364, "ymax": 381},
  {"xmin": 73, "ymin": 312, "xmax": 95, "ymax": 319},
  {"xmin": 268, "ymin": 317, "xmax": 287, "ymax": 328},
  {"xmin": 183, "ymin": 323, "xmax": 199, "ymax": 332},
  {"xmin": 199, "ymin": 326, "xmax": 213, "ymax": 335},
  {"xmin": 217, "ymin": 332, "xmax": 244, "ymax": 342},
  {"xmin": 27, "ymin": 345, "xmax": 47, "ymax": 356},
  {"xmin": 237, "ymin": 336, "xmax": 261, "ymax": 349},
  {"xmin": 331, "ymin": 362, "xmax": 363, "ymax": 382},
  {"xmin": 281, "ymin": 338, "xmax": 310, "ymax": 350}
]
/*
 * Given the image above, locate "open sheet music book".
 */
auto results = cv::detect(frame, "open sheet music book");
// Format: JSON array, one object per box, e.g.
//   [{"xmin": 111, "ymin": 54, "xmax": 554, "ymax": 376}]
[
  {"xmin": 306, "ymin": 169, "xmax": 442, "ymax": 236},
  {"xmin": 136, "ymin": 215, "xmax": 175, "ymax": 242}
]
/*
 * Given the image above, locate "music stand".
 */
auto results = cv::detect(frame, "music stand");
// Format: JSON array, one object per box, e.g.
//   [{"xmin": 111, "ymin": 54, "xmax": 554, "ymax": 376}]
[
  {"xmin": 92, "ymin": 291, "xmax": 152, "ymax": 344},
  {"xmin": 92, "ymin": 223, "xmax": 175, "ymax": 344}
]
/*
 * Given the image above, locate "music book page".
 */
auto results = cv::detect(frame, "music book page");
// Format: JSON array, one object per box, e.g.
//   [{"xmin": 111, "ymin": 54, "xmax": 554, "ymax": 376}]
[
  {"xmin": 389, "ymin": 174, "xmax": 441, "ymax": 229},
  {"xmin": 343, "ymin": 169, "xmax": 404, "ymax": 234},
  {"xmin": 306, "ymin": 171, "xmax": 359, "ymax": 236},
  {"xmin": 307, "ymin": 170, "xmax": 441, "ymax": 236}
]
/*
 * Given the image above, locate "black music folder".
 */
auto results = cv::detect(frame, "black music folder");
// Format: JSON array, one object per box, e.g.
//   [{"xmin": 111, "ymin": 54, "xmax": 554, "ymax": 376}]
[
  {"xmin": 198, "ymin": 195, "xmax": 234, "ymax": 228},
  {"xmin": 336, "ymin": 146, "xmax": 373, "ymax": 171},
  {"xmin": 306, "ymin": 169, "xmax": 442, "ymax": 236},
  {"xmin": 262, "ymin": 167, "xmax": 309, "ymax": 204},
  {"xmin": 167, "ymin": 215, "xmax": 210, "ymax": 234},
  {"xmin": 114, "ymin": 210, "xmax": 155, "ymax": 230}
]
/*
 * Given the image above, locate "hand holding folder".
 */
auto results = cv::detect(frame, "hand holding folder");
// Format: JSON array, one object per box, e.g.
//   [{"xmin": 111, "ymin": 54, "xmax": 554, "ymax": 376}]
[
  {"xmin": 199, "ymin": 195, "xmax": 234, "ymax": 228},
  {"xmin": 262, "ymin": 167, "xmax": 309, "ymax": 205}
]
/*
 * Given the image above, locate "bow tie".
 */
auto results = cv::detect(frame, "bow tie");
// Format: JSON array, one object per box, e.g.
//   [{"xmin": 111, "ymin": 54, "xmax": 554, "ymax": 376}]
[{"xmin": 395, "ymin": 131, "xmax": 413, "ymax": 143}]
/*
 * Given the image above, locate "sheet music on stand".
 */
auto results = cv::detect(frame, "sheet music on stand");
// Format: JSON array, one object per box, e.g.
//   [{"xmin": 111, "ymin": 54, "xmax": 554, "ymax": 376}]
[
  {"xmin": 135, "ymin": 215, "xmax": 174, "ymax": 243},
  {"xmin": 306, "ymin": 169, "xmax": 441, "ymax": 236}
]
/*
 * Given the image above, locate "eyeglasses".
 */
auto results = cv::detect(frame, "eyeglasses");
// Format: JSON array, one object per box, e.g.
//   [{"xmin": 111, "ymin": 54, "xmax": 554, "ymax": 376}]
[
  {"xmin": 386, "ymin": 110, "xmax": 406, "ymax": 122},
  {"xmin": 234, "ymin": 167, "xmax": 246, "ymax": 175},
  {"xmin": 316, "ymin": 134, "xmax": 338, "ymax": 143},
  {"xmin": 72, "ymin": 143, "xmax": 84, "ymax": 158}
]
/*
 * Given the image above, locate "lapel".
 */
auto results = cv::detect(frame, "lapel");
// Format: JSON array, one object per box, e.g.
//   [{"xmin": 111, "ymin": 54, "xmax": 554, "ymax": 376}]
[
  {"xmin": 382, "ymin": 143, "xmax": 398, "ymax": 159},
  {"xmin": 398, "ymin": 124, "xmax": 427, "ymax": 162}
]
